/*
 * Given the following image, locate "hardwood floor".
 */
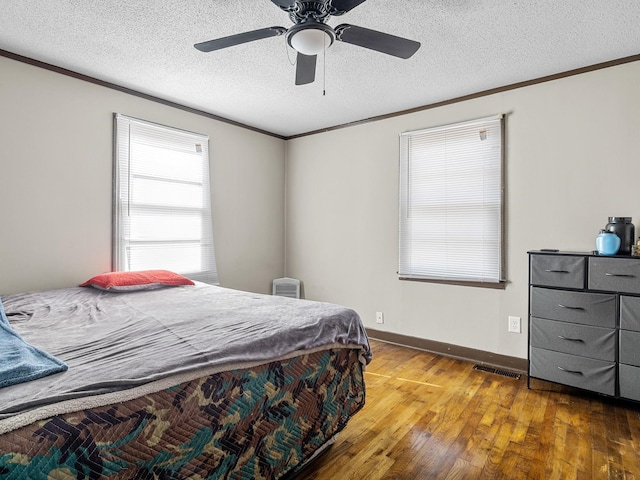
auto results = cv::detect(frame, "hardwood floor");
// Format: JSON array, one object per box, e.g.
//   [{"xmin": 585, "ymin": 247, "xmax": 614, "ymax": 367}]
[{"xmin": 297, "ymin": 339, "xmax": 640, "ymax": 479}]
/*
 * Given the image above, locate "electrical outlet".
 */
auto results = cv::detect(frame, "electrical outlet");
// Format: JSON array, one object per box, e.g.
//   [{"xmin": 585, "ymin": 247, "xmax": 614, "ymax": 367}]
[
  {"xmin": 376, "ymin": 311, "xmax": 384, "ymax": 324},
  {"xmin": 508, "ymin": 316, "xmax": 521, "ymax": 333}
]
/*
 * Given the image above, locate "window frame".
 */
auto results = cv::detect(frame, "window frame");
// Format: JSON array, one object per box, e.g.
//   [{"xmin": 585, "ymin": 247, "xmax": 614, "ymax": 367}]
[
  {"xmin": 398, "ymin": 115, "xmax": 506, "ymax": 288},
  {"xmin": 112, "ymin": 113, "xmax": 218, "ymax": 284}
]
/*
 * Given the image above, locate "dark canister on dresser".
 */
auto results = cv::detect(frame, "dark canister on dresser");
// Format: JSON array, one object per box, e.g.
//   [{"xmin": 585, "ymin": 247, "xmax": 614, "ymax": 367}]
[{"xmin": 605, "ymin": 217, "xmax": 635, "ymax": 255}]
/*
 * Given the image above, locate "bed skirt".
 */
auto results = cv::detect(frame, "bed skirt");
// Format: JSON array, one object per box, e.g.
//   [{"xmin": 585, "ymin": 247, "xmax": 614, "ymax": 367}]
[{"xmin": 0, "ymin": 347, "xmax": 365, "ymax": 479}]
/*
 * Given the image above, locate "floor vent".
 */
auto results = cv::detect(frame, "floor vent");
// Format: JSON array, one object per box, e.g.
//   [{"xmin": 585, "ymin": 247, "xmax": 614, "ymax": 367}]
[{"xmin": 473, "ymin": 364, "xmax": 521, "ymax": 380}]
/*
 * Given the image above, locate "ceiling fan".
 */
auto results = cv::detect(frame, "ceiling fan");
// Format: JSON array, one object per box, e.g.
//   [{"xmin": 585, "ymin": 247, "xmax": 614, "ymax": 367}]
[{"xmin": 194, "ymin": 0, "xmax": 421, "ymax": 85}]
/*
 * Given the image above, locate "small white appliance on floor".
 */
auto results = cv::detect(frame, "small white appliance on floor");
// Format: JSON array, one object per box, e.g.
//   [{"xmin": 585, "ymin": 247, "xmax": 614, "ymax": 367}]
[{"xmin": 272, "ymin": 277, "xmax": 301, "ymax": 299}]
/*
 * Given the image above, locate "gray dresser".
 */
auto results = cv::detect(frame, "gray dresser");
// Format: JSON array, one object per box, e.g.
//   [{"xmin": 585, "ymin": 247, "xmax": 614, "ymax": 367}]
[{"xmin": 528, "ymin": 251, "xmax": 640, "ymax": 400}]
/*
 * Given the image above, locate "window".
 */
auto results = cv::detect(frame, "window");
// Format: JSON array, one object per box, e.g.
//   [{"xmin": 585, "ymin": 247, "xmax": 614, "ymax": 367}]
[
  {"xmin": 398, "ymin": 115, "xmax": 504, "ymax": 285},
  {"xmin": 113, "ymin": 114, "xmax": 218, "ymax": 284}
]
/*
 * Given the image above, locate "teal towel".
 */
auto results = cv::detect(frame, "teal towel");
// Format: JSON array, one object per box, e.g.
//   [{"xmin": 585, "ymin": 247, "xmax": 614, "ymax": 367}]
[{"xmin": 0, "ymin": 298, "xmax": 68, "ymax": 388}]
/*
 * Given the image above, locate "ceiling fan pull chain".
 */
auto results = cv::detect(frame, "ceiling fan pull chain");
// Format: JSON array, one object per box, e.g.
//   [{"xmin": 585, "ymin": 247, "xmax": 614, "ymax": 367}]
[
  {"xmin": 285, "ymin": 40, "xmax": 297, "ymax": 66},
  {"xmin": 323, "ymin": 34, "xmax": 327, "ymax": 96}
]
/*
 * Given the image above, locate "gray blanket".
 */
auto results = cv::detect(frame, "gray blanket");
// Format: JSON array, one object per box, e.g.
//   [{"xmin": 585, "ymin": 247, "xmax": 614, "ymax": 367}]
[{"xmin": 0, "ymin": 283, "xmax": 370, "ymax": 418}]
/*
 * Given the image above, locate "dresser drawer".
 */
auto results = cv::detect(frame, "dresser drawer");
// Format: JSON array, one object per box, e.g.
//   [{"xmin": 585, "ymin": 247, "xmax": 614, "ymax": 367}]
[
  {"xmin": 530, "ymin": 287, "xmax": 616, "ymax": 327},
  {"xmin": 588, "ymin": 257, "xmax": 640, "ymax": 294},
  {"xmin": 529, "ymin": 347, "xmax": 615, "ymax": 396},
  {"xmin": 619, "ymin": 364, "xmax": 640, "ymax": 401},
  {"xmin": 620, "ymin": 296, "xmax": 640, "ymax": 332},
  {"xmin": 530, "ymin": 317, "xmax": 616, "ymax": 361},
  {"xmin": 530, "ymin": 255, "xmax": 585, "ymax": 289},
  {"xmin": 620, "ymin": 329, "xmax": 640, "ymax": 367}
]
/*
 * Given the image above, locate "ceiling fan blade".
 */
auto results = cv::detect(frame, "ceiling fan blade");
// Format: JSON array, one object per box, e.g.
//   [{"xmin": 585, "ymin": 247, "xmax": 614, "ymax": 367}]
[
  {"xmin": 295, "ymin": 53, "xmax": 317, "ymax": 85},
  {"xmin": 335, "ymin": 24, "xmax": 420, "ymax": 59},
  {"xmin": 194, "ymin": 26, "xmax": 286, "ymax": 52},
  {"xmin": 329, "ymin": 0, "xmax": 368, "ymax": 15}
]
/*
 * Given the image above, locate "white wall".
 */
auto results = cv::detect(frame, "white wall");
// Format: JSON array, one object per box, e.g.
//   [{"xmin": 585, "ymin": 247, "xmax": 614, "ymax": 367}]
[
  {"xmin": 285, "ymin": 61, "xmax": 640, "ymax": 359},
  {"xmin": 0, "ymin": 56, "xmax": 285, "ymax": 295},
  {"xmin": 3, "ymin": 53, "xmax": 639, "ymax": 361}
]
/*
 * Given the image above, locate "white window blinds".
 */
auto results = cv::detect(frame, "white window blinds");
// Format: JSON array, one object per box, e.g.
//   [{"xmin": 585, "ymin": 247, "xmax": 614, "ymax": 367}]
[
  {"xmin": 113, "ymin": 114, "xmax": 218, "ymax": 284},
  {"xmin": 399, "ymin": 115, "xmax": 504, "ymax": 284}
]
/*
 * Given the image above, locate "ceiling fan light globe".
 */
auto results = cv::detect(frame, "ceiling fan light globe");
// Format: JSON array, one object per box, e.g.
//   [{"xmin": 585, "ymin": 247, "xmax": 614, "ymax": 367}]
[{"xmin": 290, "ymin": 28, "xmax": 330, "ymax": 55}]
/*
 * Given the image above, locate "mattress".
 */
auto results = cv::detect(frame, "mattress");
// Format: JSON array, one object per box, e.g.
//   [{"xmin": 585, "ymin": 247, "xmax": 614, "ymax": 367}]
[{"xmin": 0, "ymin": 283, "xmax": 370, "ymax": 478}]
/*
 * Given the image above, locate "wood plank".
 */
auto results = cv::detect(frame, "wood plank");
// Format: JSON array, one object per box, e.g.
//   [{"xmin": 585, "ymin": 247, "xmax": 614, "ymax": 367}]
[{"xmin": 297, "ymin": 340, "xmax": 640, "ymax": 479}]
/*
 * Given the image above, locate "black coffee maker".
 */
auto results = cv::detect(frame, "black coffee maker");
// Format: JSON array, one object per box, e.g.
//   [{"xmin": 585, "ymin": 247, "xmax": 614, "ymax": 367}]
[{"xmin": 605, "ymin": 217, "xmax": 635, "ymax": 255}]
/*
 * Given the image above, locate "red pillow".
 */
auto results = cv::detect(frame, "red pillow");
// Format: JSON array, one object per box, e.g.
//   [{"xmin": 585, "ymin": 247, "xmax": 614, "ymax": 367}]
[{"xmin": 80, "ymin": 270, "xmax": 195, "ymax": 292}]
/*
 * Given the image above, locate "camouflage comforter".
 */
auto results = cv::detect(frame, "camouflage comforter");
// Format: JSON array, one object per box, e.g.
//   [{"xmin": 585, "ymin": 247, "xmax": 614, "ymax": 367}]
[{"xmin": 0, "ymin": 347, "xmax": 365, "ymax": 479}]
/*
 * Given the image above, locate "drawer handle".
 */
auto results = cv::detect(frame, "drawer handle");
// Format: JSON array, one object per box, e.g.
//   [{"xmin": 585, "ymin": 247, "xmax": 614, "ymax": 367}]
[
  {"xmin": 604, "ymin": 273, "xmax": 635, "ymax": 278},
  {"xmin": 558, "ymin": 335, "xmax": 584, "ymax": 343},
  {"xmin": 557, "ymin": 304, "xmax": 585, "ymax": 311},
  {"xmin": 544, "ymin": 269, "xmax": 569, "ymax": 273},
  {"xmin": 557, "ymin": 366, "xmax": 583, "ymax": 375}
]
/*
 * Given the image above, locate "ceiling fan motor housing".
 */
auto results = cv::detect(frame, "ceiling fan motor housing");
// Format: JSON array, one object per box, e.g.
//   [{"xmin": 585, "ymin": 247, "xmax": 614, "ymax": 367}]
[{"xmin": 287, "ymin": 1, "xmax": 332, "ymax": 22}]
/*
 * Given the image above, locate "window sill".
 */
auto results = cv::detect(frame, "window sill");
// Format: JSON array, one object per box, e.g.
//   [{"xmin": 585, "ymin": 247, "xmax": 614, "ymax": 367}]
[{"xmin": 398, "ymin": 276, "xmax": 507, "ymax": 290}]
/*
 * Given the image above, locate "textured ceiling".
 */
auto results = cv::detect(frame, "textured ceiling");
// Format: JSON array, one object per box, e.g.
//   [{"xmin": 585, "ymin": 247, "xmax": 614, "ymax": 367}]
[{"xmin": 1, "ymin": 0, "xmax": 639, "ymax": 137}]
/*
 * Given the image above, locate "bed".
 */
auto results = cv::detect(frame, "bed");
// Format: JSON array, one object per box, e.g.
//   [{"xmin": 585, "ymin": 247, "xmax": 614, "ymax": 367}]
[{"xmin": 0, "ymin": 275, "xmax": 371, "ymax": 479}]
